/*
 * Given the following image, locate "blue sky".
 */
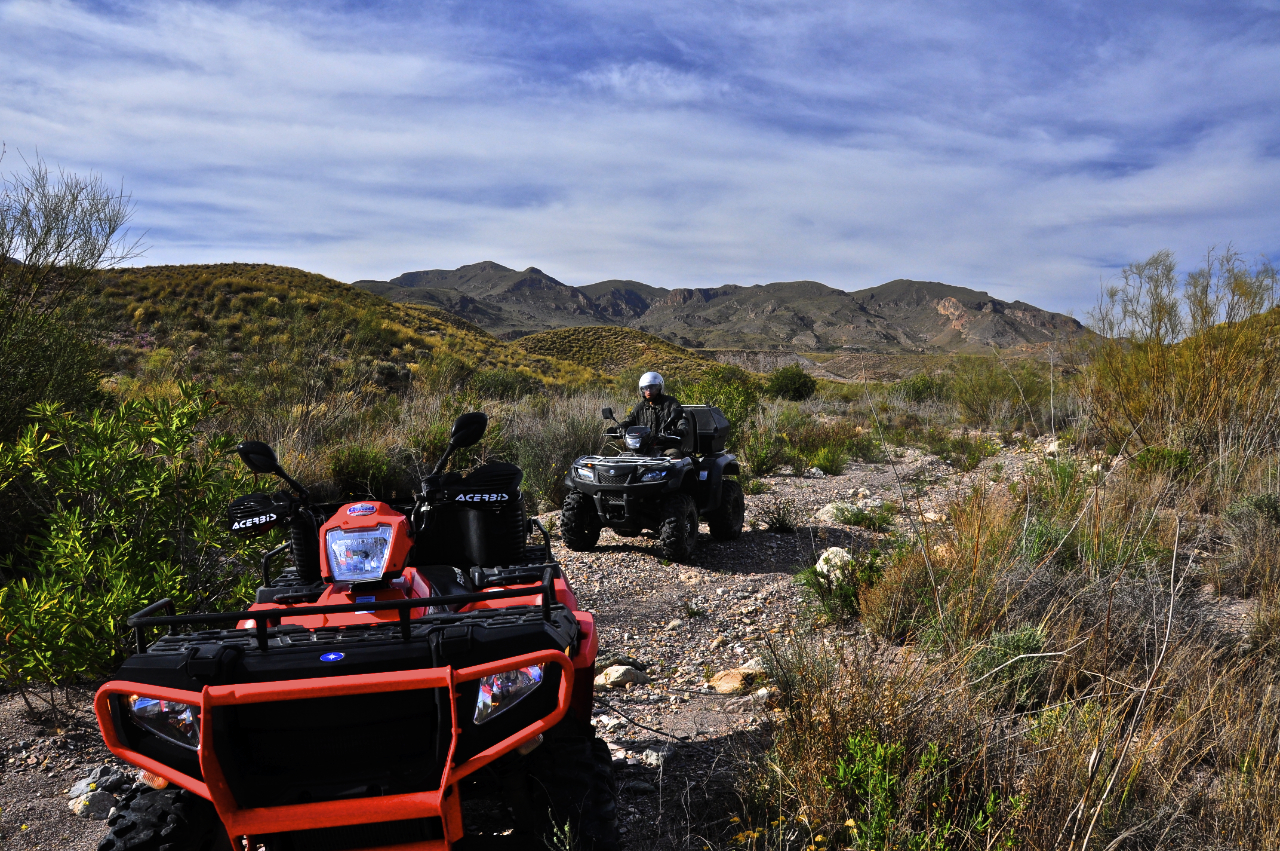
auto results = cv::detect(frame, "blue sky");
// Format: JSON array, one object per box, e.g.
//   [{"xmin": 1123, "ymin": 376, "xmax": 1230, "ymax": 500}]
[{"xmin": 2, "ymin": 0, "xmax": 1278, "ymax": 314}]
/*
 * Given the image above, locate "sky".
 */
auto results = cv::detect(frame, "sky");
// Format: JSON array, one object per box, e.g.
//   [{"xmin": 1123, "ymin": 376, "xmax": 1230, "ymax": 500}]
[{"xmin": 2, "ymin": 0, "xmax": 1278, "ymax": 315}]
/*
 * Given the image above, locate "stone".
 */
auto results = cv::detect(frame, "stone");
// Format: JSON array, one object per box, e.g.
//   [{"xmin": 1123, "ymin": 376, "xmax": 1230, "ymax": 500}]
[
  {"xmin": 815, "ymin": 501, "xmax": 854, "ymax": 523},
  {"xmin": 641, "ymin": 745, "xmax": 676, "ymax": 767},
  {"xmin": 805, "ymin": 467, "xmax": 827, "ymax": 478},
  {"xmin": 710, "ymin": 636, "xmax": 726, "ymax": 649},
  {"xmin": 69, "ymin": 778, "xmax": 96, "ymax": 798},
  {"xmin": 739, "ymin": 656, "xmax": 766, "ymax": 674},
  {"xmin": 664, "ymin": 618, "xmax": 684, "ymax": 632},
  {"xmin": 711, "ymin": 668, "xmax": 755, "ymax": 694},
  {"xmin": 814, "ymin": 547, "xmax": 851, "ymax": 576},
  {"xmin": 922, "ymin": 511, "xmax": 946, "ymax": 524},
  {"xmin": 597, "ymin": 654, "xmax": 646, "ymax": 672},
  {"xmin": 70, "ymin": 790, "xmax": 116, "ymax": 820},
  {"xmin": 622, "ymin": 780, "xmax": 657, "ymax": 794},
  {"xmin": 594, "ymin": 666, "xmax": 651, "ymax": 688}
]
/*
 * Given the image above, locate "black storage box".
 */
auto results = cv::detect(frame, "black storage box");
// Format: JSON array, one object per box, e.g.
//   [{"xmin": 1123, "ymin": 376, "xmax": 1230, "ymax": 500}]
[{"xmin": 682, "ymin": 405, "xmax": 730, "ymax": 455}]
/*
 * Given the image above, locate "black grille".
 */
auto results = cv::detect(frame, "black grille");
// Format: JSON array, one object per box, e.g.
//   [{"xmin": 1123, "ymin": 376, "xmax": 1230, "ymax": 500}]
[
  {"xmin": 597, "ymin": 472, "xmax": 630, "ymax": 485},
  {"xmin": 210, "ymin": 688, "xmax": 447, "ymax": 809},
  {"xmin": 273, "ymin": 817, "xmax": 444, "ymax": 851}
]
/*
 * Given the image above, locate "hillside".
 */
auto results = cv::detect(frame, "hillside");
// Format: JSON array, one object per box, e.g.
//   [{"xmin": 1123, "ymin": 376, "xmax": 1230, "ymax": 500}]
[
  {"xmin": 354, "ymin": 262, "xmax": 1090, "ymax": 352},
  {"xmin": 515, "ymin": 326, "xmax": 716, "ymax": 382},
  {"xmin": 93, "ymin": 263, "xmax": 599, "ymax": 385}
]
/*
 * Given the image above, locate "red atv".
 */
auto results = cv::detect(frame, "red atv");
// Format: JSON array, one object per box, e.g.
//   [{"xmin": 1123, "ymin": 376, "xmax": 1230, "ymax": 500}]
[{"xmin": 93, "ymin": 413, "xmax": 616, "ymax": 851}]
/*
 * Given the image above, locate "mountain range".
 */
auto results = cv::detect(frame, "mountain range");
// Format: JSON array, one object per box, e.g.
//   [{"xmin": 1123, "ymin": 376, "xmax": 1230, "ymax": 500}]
[{"xmin": 352, "ymin": 262, "xmax": 1088, "ymax": 353}]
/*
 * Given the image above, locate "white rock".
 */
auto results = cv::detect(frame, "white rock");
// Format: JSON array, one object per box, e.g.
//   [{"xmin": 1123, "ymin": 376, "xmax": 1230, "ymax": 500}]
[
  {"xmin": 739, "ymin": 656, "xmax": 766, "ymax": 674},
  {"xmin": 641, "ymin": 745, "xmax": 676, "ymax": 768},
  {"xmin": 814, "ymin": 547, "xmax": 852, "ymax": 576},
  {"xmin": 922, "ymin": 511, "xmax": 946, "ymax": 524},
  {"xmin": 69, "ymin": 778, "xmax": 96, "ymax": 798},
  {"xmin": 1044, "ymin": 439, "xmax": 1061, "ymax": 457},
  {"xmin": 70, "ymin": 790, "xmax": 116, "ymax": 820},
  {"xmin": 805, "ymin": 467, "xmax": 827, "ymax": 478},
  {"xmin": 664, "ymin": 618, "xmax": 683, "ymax": 632},
  {"xmin": 594, "ymin": 665, "xmax": 651, "ymax": 688},
  {"xmin": 815, "ymin": 502, "xmax": 855, "ymax": 523}
]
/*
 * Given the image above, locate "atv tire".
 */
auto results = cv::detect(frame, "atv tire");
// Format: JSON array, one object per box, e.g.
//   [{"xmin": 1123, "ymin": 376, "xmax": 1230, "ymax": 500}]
[
  {"xmin": 659, "ymin": 493, "xmax": 699, "ymax": 561},
  {"xmin": 561, "ymin": 490, "xmax": 602, "ymax": 551},
  {"xmin": 99, "ymin": 785, "xmax": 231, "ymax": 851},
  {"xmin": 512, "ymin": 718, "xmax": 619, "ymax": 850},
  {"xmin": 707, "ymin": 479, "xmax": 745, "ymax": 541}
]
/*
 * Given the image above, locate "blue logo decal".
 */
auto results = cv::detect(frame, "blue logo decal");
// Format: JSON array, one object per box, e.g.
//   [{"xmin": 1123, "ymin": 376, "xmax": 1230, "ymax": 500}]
[
  {"xmin": 347, "ymin": 503, "xmax": 376, "ymax": 516},
  {"xmin": 320, "ymin": 652, "xmax": 345, "ymax": 662}
]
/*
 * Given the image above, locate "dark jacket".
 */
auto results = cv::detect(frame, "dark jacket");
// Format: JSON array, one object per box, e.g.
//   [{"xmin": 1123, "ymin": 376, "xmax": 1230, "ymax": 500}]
[{"xmin": 619, "ymin": 394, "xmax": 684, "ymax": 435}]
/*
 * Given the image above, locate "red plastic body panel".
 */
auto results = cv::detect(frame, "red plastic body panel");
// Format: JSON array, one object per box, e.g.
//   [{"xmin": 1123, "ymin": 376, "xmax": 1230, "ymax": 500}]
[{"xmin": 95, "ymin": 650, "xmax": 574, "ymax": 850}]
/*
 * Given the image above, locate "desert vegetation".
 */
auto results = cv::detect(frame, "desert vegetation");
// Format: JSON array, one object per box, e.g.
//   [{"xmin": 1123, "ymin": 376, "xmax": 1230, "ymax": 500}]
[{"xmin": 2, "ymin": 159, "xmax": 1278, "ymax": 849}]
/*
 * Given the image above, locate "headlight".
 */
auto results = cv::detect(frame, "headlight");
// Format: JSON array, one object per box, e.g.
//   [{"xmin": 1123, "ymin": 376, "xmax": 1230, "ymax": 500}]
[
  {"xmin": 474, "ymin": 664, "xmax": 545, "ymax": 724},
  {"xmin": 641, "ymin": 470, "xmax": 667, "ymax": 482},
  {"xmin": 128, "ymin": 695, "xmax": 201, "ymax": 749},
  {"xmin": 326, "ymin": 524, "xmax": 392, "ymax": 582},
  {"xmin": 624, "ymin": 434, "xmax": 643, "ymax": 449},
  {"xmin": 575, "ymin": 466, "xmax": 595, "ymax": 482}
]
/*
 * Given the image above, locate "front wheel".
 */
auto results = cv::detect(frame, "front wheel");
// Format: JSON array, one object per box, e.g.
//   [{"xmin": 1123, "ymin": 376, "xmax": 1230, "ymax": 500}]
[
  {"xmin": 509, "ymin": 718, "xmax": 619, "ymax": 850},
  {"xmin": 658, "ymin": 493, "xmax": 699, "ymax": 561},
  {"xmin": 99, "ymin": 786, "xmax": 231, "ymax": 851},
  {"xmin": 707, "ymin": 479, "xmax": 745, "ymax": 541},
  {"xmin": 561, "ymin": 490, "xmax": 602, "ymax": 551}
]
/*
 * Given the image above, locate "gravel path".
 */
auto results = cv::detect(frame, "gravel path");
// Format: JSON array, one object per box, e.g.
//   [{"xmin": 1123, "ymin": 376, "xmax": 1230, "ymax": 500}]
[{"xmin": 0, "ymin": 435, "xmax": 1082, "ymax": 850}]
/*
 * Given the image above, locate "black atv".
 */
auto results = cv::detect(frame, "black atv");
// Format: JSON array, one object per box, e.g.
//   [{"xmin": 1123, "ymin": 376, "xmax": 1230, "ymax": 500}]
[{"xmin": 560, "ymin": 405, "xmax": 745, "ymax": 560}]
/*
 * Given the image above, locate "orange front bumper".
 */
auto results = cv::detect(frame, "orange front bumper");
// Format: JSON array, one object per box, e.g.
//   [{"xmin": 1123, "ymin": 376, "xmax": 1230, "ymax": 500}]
[{"xmin": 95, "ymin": 649, "xmax": 575, "ymax": 850}]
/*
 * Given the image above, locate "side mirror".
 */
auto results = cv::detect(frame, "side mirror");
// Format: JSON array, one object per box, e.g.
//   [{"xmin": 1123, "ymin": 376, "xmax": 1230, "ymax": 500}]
[
  {"xmin": 602, "ymin": 407, "xmax": 614, "ymax": 421},
  {"xmin": 237, "ymin": 441, "xmax": 283, "ymax": 476},
  {"xmin": 235, "ymin": 440, "xmax": 309, "ymax": 499},
  {"xmin": 450, "ymin": 412, "xmax": 489, "ymax": 449}
]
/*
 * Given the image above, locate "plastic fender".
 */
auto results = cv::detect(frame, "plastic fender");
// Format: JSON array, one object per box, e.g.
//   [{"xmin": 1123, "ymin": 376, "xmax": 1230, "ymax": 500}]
[
  {"xmin": 664, "ymin": 464, "xmax": 692, "ymax": 491},
  {"xmin": 570, "ymin": 612, "xmax": 598, "ymax": 722},
  {"xmin": 701, "ymin": 455, "xmax": 738, "ymax": 514}
]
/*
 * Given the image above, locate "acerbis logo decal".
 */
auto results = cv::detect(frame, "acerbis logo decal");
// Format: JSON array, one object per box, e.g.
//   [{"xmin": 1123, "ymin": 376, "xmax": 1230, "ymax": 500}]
[
  {"xmin": 347, "ymin": 503, "xmax": 376, "ymax": 515},
  {"xmin": 454, "ymin": 493, "xmax": 510, "ymax": 502},
  {"xmin": 231, "ymin": 513, "xmax": 277, "ymax": 530}
]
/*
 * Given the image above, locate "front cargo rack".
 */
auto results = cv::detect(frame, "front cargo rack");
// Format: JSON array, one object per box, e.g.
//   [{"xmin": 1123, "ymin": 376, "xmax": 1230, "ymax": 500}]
[{"xmin": 128, "ymin": 565, "xmax": 561, "ymax": 653}]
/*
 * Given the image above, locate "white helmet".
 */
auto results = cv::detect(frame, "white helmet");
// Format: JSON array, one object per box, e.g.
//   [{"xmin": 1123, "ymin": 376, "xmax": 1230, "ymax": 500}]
[{"xmin": 639, "ymin": 371, "xmax": 664, "ymax": 395}]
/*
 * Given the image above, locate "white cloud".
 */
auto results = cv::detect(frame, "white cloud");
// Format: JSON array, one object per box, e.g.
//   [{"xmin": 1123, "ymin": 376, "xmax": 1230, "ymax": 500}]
[{"xmin": 0, "ymin": 0, "xmax": 1276, "ymax": 317}]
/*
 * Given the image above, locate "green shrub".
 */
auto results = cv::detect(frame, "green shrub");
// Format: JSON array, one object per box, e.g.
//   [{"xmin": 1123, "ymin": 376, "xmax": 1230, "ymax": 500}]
[
  {"xmin": 1129, "ymin": 446, "xmax": 1194, "ymax": 479},
  {"xmin": 0, "ymin": 385, "xmax": 261, "ymax": 686},
  {"xmin": 327, "ymin": 444, "xmax": 408, "ymax": 499},
  {"xmin": 950, "ymin": 355, "xmax": 1049, "ymax": 429},
  {"xmin": 682, "ymin": 364, "xmax": 762, "ymax": 449},
  {"xmin": 832, "ymin": 502, "xmax": 896, "ymax": 532},
  {"xmin": 809, "ymin": 445, "xmax": 847, "ymax": 476},
  {"xmin": 966, "ymin": 624, "xmax": 1048, "ymax": 710},
  {"xmin": 897, "ymin": 372, "xmax": 950, "ymax": 404},
  {"xmin": 765, "ymin": 364, "xmax": 818, "ymax": 401},
  {"xmin": 762, "ymin": 497, "xmax": 802, "ymax": 533},
  {"xmin": 797, "ymin": 548, "xmax": 885, "ymax": 621},
  {"xmin": 469, "ymin": 368, "xmax": 543, "ymax": 400}
]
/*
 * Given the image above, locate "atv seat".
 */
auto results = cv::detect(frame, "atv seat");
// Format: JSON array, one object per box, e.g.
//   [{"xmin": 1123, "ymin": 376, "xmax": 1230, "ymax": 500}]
[{"xmin": 417, "ymin": 564, "xmax": 473, "ymax": 606}]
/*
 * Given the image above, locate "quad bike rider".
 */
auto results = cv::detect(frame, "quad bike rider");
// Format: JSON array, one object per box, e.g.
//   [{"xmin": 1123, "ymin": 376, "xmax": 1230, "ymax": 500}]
[
  {"xmin": 93, "ymin": 412, "xmax": 616, "ymax": 851},
  {"xmin": 561, "ymin": 371, "xmax": 745, "ymax": 561}
]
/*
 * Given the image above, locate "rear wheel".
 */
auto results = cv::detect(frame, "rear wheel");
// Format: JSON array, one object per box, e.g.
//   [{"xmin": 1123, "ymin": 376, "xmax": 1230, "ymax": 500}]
[
  {"xmin": 659, "ymin": 493, "xmax": 699, "ymax": 561},
  {"xmin": 99, "ymin": 786, "xmax": 231, "ymax": 851},
  {"xmin": 561, "ymin": 490, "xmax": 602, "ymax": 551},
  {"xmin": 508, "ymin": 718, "xmax": 619, "ymax": 850},
  {"xmin": 707, "ymin": 480, "xmax": 745, "ymax": 541}
]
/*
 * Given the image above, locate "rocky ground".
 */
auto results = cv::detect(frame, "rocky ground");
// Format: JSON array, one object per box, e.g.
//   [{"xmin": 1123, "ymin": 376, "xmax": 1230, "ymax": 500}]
[{"xmin": 0, "ymin": 436, "xmax": 1210, "ymax": 850}]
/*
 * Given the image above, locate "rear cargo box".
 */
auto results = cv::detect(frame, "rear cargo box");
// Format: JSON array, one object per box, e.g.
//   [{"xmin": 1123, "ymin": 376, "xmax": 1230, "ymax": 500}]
[{"xmin": 682, "ymin": 405, "xmax": 730, "ymax": 455}]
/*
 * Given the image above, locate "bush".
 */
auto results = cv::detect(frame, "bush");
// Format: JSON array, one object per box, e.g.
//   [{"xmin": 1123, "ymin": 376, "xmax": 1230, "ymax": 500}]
[
  {"xmin": 949, "ymin": 355, "xmax": 1050, "ymax": 430},
  {"xmin": 682, "ymin": 364, "xmax": 762, "ymax": 449},
  {"xmin": 762, "ymin": 497, "xmax": 802, "ymax": 533},
  {"xmin": 1129, "ymin": 446, "xmax": 1194, "ymax": 479},
  {"xmin": 327, "ymin": 444, "xmax": 409, "ymax": 499},
  {"xmin": 896, "ymin": 372, "xmax": 950, "ymax": 404},
  {"xmin": 965, "ymin": 624, "xmax": 1047, "ymax": 710},
  {"xmin": 765, "ymin": 364, "xmax": 817, "ymax": 401},
  {"xmin": 809, "ymin": 445, "xmax": 847, "ymax": 476},
  {"xmin": 797, "ymin": 548, "xmax": 885, "ymax": 621},
  {"xmin": 0, "ymin": 385, "xmax": 261, "ymax": 687},
  {"xmin": 832, "ymin": 502, "xmax": 896, "ymax": 532},
  {"xmin": 469, "ymin": 368, "xmax": 542, "ymax": 400}
]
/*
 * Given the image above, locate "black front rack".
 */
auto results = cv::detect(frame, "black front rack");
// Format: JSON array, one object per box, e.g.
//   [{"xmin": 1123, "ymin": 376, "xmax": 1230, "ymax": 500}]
[{"xmin": 128, "ymin": 566, "xmax": 560, "ymax": 654}]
